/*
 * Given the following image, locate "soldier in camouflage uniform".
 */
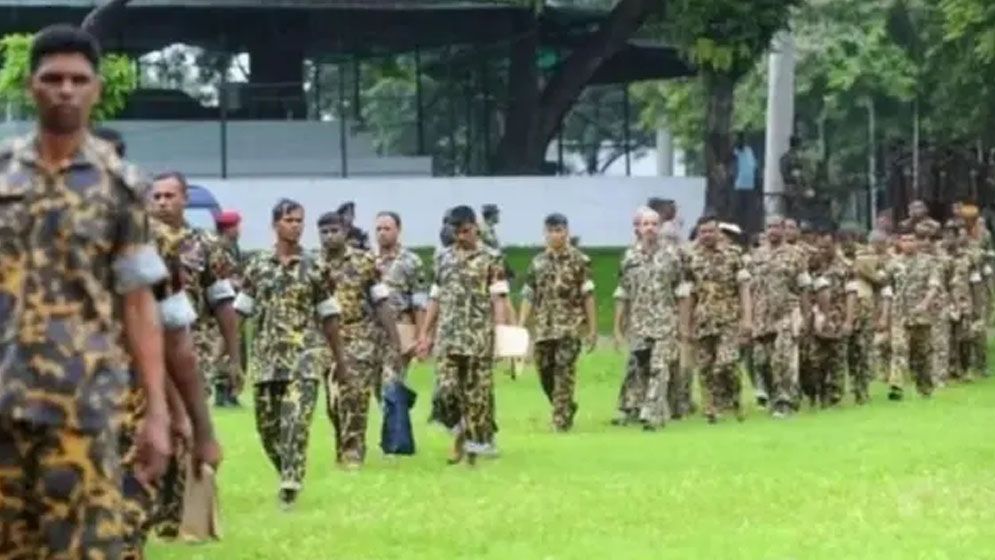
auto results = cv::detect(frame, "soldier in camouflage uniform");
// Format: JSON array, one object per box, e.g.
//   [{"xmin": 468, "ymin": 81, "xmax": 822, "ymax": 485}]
[
  {"xmin": 866, "ymin": 230, "xmax": 894, "ymax": 382},
  {"xmin": 374, "ymin": 211, "xmax": 429, "ymax": 394},
  {"xmin": 784, "ymin": 218, "xmax": 821, "ymax": 406},
  {"xmin": 417, "ymin": 206, "xmax": 513, "ymax": 465},
  {"xmin": 961, "ymin": 204, "xmax": 992, "ymax": 375},
  {"xmin": 146, "ymin": 171, "xmax": 240, "ymax": 537},
  {"xmin": 750, "ymin": 218, "xmax": 811, "ymax": 416},
  {"xmin": 214, "ymin": 209, "xmax": 247, "ymax": 407},
  {"xmin": 680, "ymin": 216, "xmax": 753, "ymax": 423},
  {"xmin": 943, "ymin": 222, "xmax": 985, "ymax": 381},
  {"xmin": 149, "ymin": 172, "xmax": 241, "ymax": 400},
  {"xmin": 880, "ymin": 229, "xmax": 940, "ymax": 400},
  {"xmin": 810, "ymin": 230, "xmax": 855, "ymax": 407},
  {"xmin": 918, "ymin": 221, "xmax": 954, "ymax": 386},
  {"xmin": 235, "ymin": 199, "xmax": 346, "ymax": 508},
  {"xmin": 315, "ymin": 211, "xmax": 401, "ymax": 467},
  {"xmin": 849, "ymin": 233, "xmax": 886, "ymax": 404},
  {"xmin": 520, "ymin": 214, "xmax": 598, "ymax": 432},
  {"xmin": 0, "ymin": 26, "xmax": 172, "ymax": 557},
  {"xmin": 92, "ymin": 127, "xmax": 222, "ymax": 558},
  {"xmin": 610, "ymin": 210, "xmax": 683, "ymax": 429},
  {"xmin": 613, "ymin": 208, "xmax": 651, "ymax": 424}
]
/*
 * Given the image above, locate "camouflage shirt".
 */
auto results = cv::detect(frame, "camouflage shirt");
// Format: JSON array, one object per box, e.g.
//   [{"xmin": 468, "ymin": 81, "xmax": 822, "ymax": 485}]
[
  {"xmin": 376, "ymin": 246, "xmax": 429, "ymax": 319},
  {"xmin": 812, "ymin": 255, "xmax": 852, "ymax": 339},
  {"xmin": 882, "ymin": 253, "xmax": 940, "ymax": 326},
  {"xmin": 235, "ymin": 249, "xmax": 340, "ymax": 383},
  {"xmin": 750, "ymin": 243, "xmax": 810, "ymax": 336},
  {"xmin": 613, "ymin": 244, "xmax": 681, "ymax": 345},
  {"xmin": 431, "ymin": 245, "xmax": 507, "ymax": 357},
  {"xmin": 317, "ymin": 247, "xmax": 389, "ymax": 361},
  {"xmin": 164, "ymin": 223, "xmax": 236, "ymax": 337},
  {"xmin": 682, "ymin": 242, "xmax": 750, "ymax": 338},
  {"xmin": 524, "ymin": 245, "xmax": 595, "ymax": 342},
  {"xmin": 949, "ymin": 249, "xmax": 981, "ymax": 319},
  {"xmin": 0, "ymin": 133, "xmax": 167, "ymax": 432}
]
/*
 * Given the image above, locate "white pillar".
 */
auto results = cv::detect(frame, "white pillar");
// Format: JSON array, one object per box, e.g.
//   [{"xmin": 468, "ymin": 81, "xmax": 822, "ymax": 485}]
[
  {"xmin": 763, "ymin": 31, "xmax": 796, "ymax": 219},
  {"xmin": 656, "ymin": 127, "xmax": 674, "ymax": 177}
]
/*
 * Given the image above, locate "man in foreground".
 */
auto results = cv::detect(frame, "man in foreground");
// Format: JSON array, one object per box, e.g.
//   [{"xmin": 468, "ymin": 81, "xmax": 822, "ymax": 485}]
[{"xmin": 0, "ymin": 25, "xmax": 171, "ymax": 556}]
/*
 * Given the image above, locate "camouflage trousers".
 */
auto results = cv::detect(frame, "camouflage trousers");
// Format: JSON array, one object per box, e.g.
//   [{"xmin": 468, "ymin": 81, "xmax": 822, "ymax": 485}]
[
  {"xmin": 798, "ymin": 335, "xmax": 818, "ymax": 406},
  {"xmin": 534, "ymin": 337, "xmax": 581, "ymax": 430},
  {"xmin": 0, "ymin": 418, "xmax": 124, "ymax": 559},
  {"xmin": 873, "ymin": 330, "xmax": 892, "ymax": 383},
  {"xmin": 616, "ymin": 352, "xmax": 644, "ymax": 418},
  {"xmin": 931, "ymin": 314, "xmax": 951, "ymax": 384},
  {"xmin": 627, "ymin": 338, "xmax": 678, "ymax": 428},
  {"xmin": 193, "ymin": 325, "xmax": 219, "ymax": 397},
  {"xmin": 812, "ymin": 337, "xmax": 846, "ymax": 407},
  {"xmin": 325, "ymin": 356, "xmax": 376, "ymax": 466},
  {"xmin": 753, "ymin": 324, "xmax": 799, "ymax": 410},
  {"xmin": 435, "ymin": 354, "xmax": 495, "ymax": 453},
  {"xmin": 847, "ymin": 321, "xmax": 873, "ymax": 404},
  {"xmin": 254, "ymin": 379, "xmax": 320, "ymax": 492},
  {"xmin": 147, "ymin": 434, "xmax": 189, "ymax": 540},
  {"xmin": 372, "ymin": 343, "xmax": 406, "ymax": 402},
  {"xmin": 890, "ymin": 324, "xmax": 934, "ymax": 396},
  {"xmin": 696, "ymin": 331, "xmax": 741, "ymax": 417}
]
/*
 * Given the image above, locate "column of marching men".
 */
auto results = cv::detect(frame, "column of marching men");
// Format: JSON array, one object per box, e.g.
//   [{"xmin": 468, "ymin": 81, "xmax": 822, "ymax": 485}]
[{"xmin": 3, "ymin": 24, "xmax": 995, "ymax": 560}]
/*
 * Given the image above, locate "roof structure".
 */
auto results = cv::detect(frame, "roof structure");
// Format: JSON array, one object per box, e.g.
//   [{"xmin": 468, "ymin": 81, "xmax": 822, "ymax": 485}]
[{"xmin": 0, "ymin": 1, "xmax": 693, "ymax": 84}]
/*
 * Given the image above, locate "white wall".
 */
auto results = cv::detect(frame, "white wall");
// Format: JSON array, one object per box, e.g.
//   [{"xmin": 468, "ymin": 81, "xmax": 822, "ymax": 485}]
[{"xmin": 195, "ymin": 176, "xmax": 705, "ymax": 250}]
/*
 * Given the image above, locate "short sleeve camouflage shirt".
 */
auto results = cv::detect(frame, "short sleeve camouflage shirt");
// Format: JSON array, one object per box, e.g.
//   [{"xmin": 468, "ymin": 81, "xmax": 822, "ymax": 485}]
[
  {"xmin": 883, "ymin": 253, "xmax": 940, "ymax": 326},
  {"xmin": 236, "ymin": 249, "xmax": 338, "ymax": 383},
  {"xmin": 750, "ymin": 243, "xmax": 810, "ymax": 336},
  {"xmin": 0, "ymin": 133, "xmax": 166, "ymax": 431},
  {"xmin": 377, "ymin": 247, "xmax": 429, "ymax": 319},
  {"xmin": 317, "ymin": 247, "xmax": 387, "ymax": 361},
  {"xmin": 614, "ymin": 244, "xmax": 681, "ymax": 344},
  {"xmin": 683, "ymin": 242, "xmax": 749, "ymax": 338},
  {"xmin": 432, "ymin": 246, "xmax": 506, "ymax": 357},
  {"xmin": 523, "ymin": 245, "xmax": 594, "ymax": 342},
  {"xmin": 812, "ymin": 256, "xmax": 851, "ymax": 338}
]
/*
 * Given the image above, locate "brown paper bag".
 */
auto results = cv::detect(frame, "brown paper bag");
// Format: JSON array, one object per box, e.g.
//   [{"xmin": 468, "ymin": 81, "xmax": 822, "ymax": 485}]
[
  {"xmin": 178, "ymin": 462, "xmax": 222, "ymax": 542},
  {"xmin": 396, "ymin": 323, "xmax": 418, "ymax": 354}
]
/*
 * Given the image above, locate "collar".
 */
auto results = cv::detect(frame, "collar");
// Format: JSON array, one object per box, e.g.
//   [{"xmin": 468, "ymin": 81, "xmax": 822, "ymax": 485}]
[{"xmin": 14, "ymin": 132, "xmax": 105, "ymax": 172}]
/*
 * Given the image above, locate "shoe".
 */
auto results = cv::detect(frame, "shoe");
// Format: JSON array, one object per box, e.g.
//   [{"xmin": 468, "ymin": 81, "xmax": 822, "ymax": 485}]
[
  {"xmin": 227, "ymin": 394, "xmax": 242, "ymax": 408},
  {"xmin": 569, "ymin": 402, "xmax": 579, "ymax": 425},
  {"xmin": 887, "ymin": 387, "xmax": 903, "ymax": 401},
  {"xmin": 213, "ymin": 388, "xmax": 228, "ymax": 408},
  {"xmin": 772, "ymin": 409, "xmax": 787, "ymax": 419},
  {"xmin": 278, "ymin": 488, "xmax": 298, "ymax": 510}
]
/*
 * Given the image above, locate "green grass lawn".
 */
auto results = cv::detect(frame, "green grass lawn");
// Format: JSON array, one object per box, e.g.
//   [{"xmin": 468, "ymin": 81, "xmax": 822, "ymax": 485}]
[{"xmin": 149, "ymin": 350, "xmax": 995, "ymax": 560}]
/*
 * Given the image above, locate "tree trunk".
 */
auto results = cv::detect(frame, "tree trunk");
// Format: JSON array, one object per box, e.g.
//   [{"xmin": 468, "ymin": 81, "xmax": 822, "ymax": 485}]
[
  {"xmin": 493, "ymin": 12, "xmax": 541, "ymax": 174},
  {"xmin": 81, "ymin": 0, "xmax": 132, "ymax": 42},
  {"xmin": 493, "ymin": 0, "xmax": 658, "ymax": 174},
  {"xmin": 704, "ymin": 70, "xmax": 736, "ymax": 219}
]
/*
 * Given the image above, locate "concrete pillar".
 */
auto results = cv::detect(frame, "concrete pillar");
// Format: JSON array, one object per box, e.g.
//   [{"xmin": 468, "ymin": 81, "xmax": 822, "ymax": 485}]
[
  {"xmin": 762, "ymin": 31, "xmax": 796, "ymax": 218},
  {"xmin": 656, "ymin": 127, "xmax": 674, "ymax": 177}
]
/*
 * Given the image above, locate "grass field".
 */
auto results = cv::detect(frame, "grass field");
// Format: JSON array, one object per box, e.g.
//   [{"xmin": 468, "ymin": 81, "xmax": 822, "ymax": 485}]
[{"xmin": 149, "ymin": 348, "xmax": 995, "ymax": 560}]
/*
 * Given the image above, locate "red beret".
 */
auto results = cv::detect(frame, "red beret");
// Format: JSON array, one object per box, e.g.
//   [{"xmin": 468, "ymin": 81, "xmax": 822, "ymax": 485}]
[{"xmin": 216, "ymin": 210, "xmax": 241, "ymax": 227}]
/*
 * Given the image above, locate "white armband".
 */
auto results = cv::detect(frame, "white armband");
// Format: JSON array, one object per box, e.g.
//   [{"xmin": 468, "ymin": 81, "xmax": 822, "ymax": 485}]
[
  {"xmin": 736, "ymin": 269, "xmax": 752, "ymax": 283},
  {"xmin": 970, "ymin": 272, "xmax": 982, "ymax": 284},
  {"xmin": 881, "ymin": 287, "xmax": 894, "ymax": 299},
  {"xmin": 489, "ymin": 280, "xmax": 510, "ymax": 296},
  {"xmin": 797, "ymin": 272, "xmax": 812, "ymax": 289},
  {"xmin": 429, "ymin": 284, "xmax": 441, "ymax": 300},
  {"xmin": 370, "ymin": 283, "xmax": 390, "ymax": 303},
  {"xmin": 984, "ymin": 265, "xmax": 993, "ymax": 277},
  {"xmin": 675, "ymin": 282, "xmax": 693, "ymax": 299},
  {"xmin": 812, "ymin": 277, "xmax": 830, "ymax": 291},
  {"xmin": 581, "ymin": 279, "xmax": 595, "ymax": 294},
  {"xmin": 521, "ymin": 285, "xmax": 535, "ymax": 303},
  {"xmin": 114, "ymin": 244, "xmax": 168, "ymax": 294},
  {"xmin": 233, "ymin": 292, "xmax": 255, "ymax": 316},
  {"xmin": 316, "ymin": 297, "xmax": 341, "ymax": 319},
  {"xmin": 206, "ymin": 279, "xmax": 236, "ymax": 305},
  {"xmin": 613, "ymin": 286, "xmax": 627, "ymax": 300},
  {"xmin": 411, "ymin": 292, "xmax": 429, "ymax": 309},
  {"xmin": 159, "ymin": 291, "xmax": 198, "ymax": 330},
  {"xmin": 844, "ymin": 280, "xmax": 859, "ymax": 293}
]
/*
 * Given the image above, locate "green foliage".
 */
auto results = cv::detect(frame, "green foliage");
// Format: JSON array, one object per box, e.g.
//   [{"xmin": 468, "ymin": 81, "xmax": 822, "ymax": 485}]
[
  {"xmin": 0, "ymin": 32, "xmax": 137, "ymax": 122},
  {"xmin": 940, "ymin": 0, "xmax": 995, "ymax": 63},
  {"xmin": 661, "ymin": 0, "xmax": 800, "ymax": 78}
]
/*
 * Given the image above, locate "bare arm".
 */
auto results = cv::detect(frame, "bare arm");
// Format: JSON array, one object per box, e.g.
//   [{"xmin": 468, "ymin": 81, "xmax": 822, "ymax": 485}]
[
  {"xmin": 163, "ymin": 328, "xmax": 215, "ymax": 446},
  {"xmin": 492, "ymin": 295, "xmax": 512, "ymax": 326},
  {"xmin": 321, "ymin": 316, "xmax": 347, "ymax": 380},
  {"xmin": 374, "ymin": 300, "xmax": 402, "ymax": 352},
  {"xmin": 584, "ymin": 293, "xmax": 597, "ymax": 339},
  {"xmin": 739, "ymin": 283, "xmax": 752, "ymax": 328},
  {"xmin": 518, "ymin": 299, "xmax": 533, "ymax": 328},
  {"xmin": 213, "ymin": 302, "xmax": 242, "ymax": 373},
  {"xmin": 844, "ymin": 293, "xmax": 857, "ymax": 333},
  {"xmin": 123, "ymin": 289, "xmax": 168, "ymax": 423}
]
